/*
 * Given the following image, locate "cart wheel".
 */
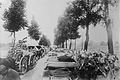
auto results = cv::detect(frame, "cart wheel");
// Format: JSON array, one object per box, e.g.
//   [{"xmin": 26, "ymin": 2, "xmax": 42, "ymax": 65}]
[
  {"xmin": 16, "ymin": 53, "xmax": 23, "ymax": 62},
  {"xmin": 30, "ymin": 55, "xmax": 36, "ymax": 67},
  {"xmin": 21, "ymin": 56, "xmax": 28, "ymax": 74}
]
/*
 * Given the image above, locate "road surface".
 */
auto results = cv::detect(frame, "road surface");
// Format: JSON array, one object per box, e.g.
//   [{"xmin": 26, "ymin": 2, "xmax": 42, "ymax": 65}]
[{"xmin": 20, "ymin": 56, "xmax": 48, "ymax": 80}]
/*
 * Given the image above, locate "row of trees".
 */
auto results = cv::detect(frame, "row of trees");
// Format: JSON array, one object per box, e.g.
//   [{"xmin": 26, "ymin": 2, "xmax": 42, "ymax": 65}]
[
  {"xmin": 54, "ymin": 12, "xmax": 81, "ymax": 49},
  {"xmin": 2, "ymin": 0, "xmax": 51, "ymax": 47},
  {"xmin": 27, "ymin": 18, "xmax": 51, "ymax": 47},
  {"xmin": 54, "ymin": 0, "xmax": 118, "ymax": 55}
]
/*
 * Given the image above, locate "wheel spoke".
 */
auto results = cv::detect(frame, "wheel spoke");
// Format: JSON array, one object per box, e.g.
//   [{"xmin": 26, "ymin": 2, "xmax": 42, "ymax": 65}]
[{"xmin": 21, "ymin": 57, "xmax": 28, "ymax": 74}]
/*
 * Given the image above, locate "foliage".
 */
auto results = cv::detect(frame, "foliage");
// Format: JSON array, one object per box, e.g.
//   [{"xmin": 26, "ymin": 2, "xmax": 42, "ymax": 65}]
[
  {"xmin": 27, "ymin": 19, "xmax": 41, "ymax": 41},
  {"xmin": 54, "ymin": 16, "xmax": 69, "ymax": 46},
  {"xmin": 54, "ymin": 30, "xmax": 63, "ymax": 46},
  {"xmin": 3, "ymin": 0, "xmax": 27, "ymax": 34},
  {"xmin": 39, "ymin": 35, "xmax": 51, "ymax": 47},
  {"xmin": 76, "ymin": 50, "xmax": 120, "ymax": 80},
  {"xmin": 67, "ymin": 0, "xmax": 102, "ymax": 26},
  {"xmin": 64, "ymin": 15, "xmax": 81, "ymax": 40},
  {"xmin": 54, "ymin": 14, "xmax": 81, "ymax": 47},
  {"xmin": 65, "ymin": 0, "xmax": 103, "ymax": 50}
]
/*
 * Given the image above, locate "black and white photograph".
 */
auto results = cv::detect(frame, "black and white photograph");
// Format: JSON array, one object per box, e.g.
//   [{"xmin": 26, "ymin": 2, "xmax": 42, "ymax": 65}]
[{"xmin": 0, "ymin": 0, "xmax": 120, "ymax": 80}]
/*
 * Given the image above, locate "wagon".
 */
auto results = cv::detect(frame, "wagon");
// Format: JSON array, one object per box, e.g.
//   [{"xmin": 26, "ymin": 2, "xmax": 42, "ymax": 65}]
[{"xmin": 43, "ymin": 58, "xmax": 78, "ymax": 80}]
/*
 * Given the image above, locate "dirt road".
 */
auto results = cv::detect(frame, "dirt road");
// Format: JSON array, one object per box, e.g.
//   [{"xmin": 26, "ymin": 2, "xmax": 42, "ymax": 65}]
[{"xmin": 20, "ymin": 56, "xmax": 48, "ymax": 80}]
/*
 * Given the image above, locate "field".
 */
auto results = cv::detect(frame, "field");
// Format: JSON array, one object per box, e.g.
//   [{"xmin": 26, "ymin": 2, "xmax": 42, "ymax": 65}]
[{"xmin": 0, "ymin": 43, "xmax": 11, "ymax": 58}]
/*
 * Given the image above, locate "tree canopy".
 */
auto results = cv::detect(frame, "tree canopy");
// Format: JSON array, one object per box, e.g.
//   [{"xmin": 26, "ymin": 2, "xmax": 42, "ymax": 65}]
[
  {"xmin": 3, "ymin": 0, "xmax": 27, "ymax": 33},
  {"xmin": 39, "ymin": 35, "xmax": 51, "ymax": 47},
  {"xmin": 27, "ymin": 18, "xmax": 41, "ymax": 41},
  {"xmin": 54, "ymin": 14, "xmax": 81, "ymax": 48}
]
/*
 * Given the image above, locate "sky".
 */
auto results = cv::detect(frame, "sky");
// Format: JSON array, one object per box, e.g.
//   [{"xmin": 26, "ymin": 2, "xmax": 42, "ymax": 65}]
[{"xmin": 0, "ymin": 0, "xmax": 120, "ymax": 44}]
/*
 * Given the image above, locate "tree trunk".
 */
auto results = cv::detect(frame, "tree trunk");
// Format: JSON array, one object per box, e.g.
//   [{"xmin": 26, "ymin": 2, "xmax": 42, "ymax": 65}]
[
  {"xmin": 81, "ymin": 36, "xmax": 84, "ymax": 50},
  {"xmin": 74, "ymin": 39, "xmax": 76, "ymax": 50},
  {"xmin": 84, "ymin": 0, "xmax": 90, "ymax": 51},
  {"xmin": 104, "ymin": 0, "xmax": 114, "ymax": 55},
  {"xmin": 106, "ymin": 19, "xmax": 114, "ymax": 55},
  {"xmin": 69, "ymin": 39, "xmax": 72, "ymax": 49},
  {"xmin": 62, "ymin": 42, "xmax": 64, "ymax": 48},
  {"xmin": 66, "ymin": 40, "xmax": 67, "ymax": 49},
  {"xmin": 84, "ymin": 26, "xmax": 89, "ymax": 51},
  {"xmin": 60, "ymin": 43, "xmax": 62, "ymax": 48},
  {"xmin": 13, "ymin": 32, "xmax": 16, "ymax": 47}
]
